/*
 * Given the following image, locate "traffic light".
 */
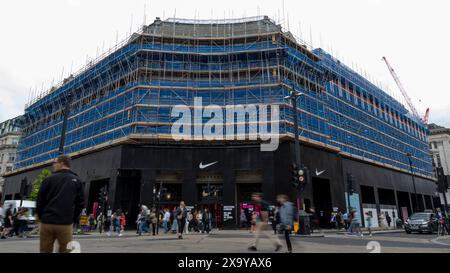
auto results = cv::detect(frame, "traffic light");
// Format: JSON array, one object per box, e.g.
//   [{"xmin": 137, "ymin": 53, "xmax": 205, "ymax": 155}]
[
  {"xmin": 299, "ymin": 166, "xmax": 309, "ymax": 185},
  {"xmin": 291, "ymin": 164, "xmax": 309, "ymax": 188},
  {"xmin": 20, "ymin": 177, "xmax": 30, "ymax": 198},
  {"xmin": 99, "ymin": 186, "xmax": 108, "ymax": 204},
  {"xmin": 291, "ymin": 163, "xmax": 300, "ymax": 188}
]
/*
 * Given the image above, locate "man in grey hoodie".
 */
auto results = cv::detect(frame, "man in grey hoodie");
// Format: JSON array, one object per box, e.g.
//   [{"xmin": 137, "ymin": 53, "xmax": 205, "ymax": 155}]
[{"xmin": 276, "ymin": 194, "xmax": 294, "ymax": 253}]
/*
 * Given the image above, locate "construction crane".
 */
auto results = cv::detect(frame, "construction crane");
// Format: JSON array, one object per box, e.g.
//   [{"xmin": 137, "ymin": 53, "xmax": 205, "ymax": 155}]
[{"xmin": 381, "ymin": 56, "xmax": 428, "ymax": 124}]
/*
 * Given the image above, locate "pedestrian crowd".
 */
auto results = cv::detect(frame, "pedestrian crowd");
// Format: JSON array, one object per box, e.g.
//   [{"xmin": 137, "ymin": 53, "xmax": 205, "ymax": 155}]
[
  {"xmin": 0, "ymin": 203, "xmax": 34, "ymax": 239},
  {"xmin": 134, "ymin": 202, "xmax": 213, "ymax": 238}
]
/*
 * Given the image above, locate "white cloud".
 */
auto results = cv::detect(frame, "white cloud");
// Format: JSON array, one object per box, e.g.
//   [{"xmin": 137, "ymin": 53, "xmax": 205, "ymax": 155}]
[
  {"xmin": 0, "ymin": 68, "xmax": 28, "ymax": 122},
  {"xmin": 429, "ymin": 105, "xmax": 450, "ymax": 128}
]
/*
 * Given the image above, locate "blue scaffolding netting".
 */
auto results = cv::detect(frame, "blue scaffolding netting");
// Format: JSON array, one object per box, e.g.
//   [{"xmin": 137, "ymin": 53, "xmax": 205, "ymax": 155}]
[{"xmin": 15, "ymin": 17, "xmax": 433, "ymax": 178}]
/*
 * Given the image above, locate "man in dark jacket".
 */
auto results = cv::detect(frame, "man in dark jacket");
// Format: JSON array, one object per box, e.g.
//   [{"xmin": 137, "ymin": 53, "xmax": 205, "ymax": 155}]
[
  {"xmin": 276, "ymin": 194, "xmax": 294, "ymax": 253},
  {"xmin": 36, "ymin": 155, "xmax": 85, "ymax": 253}
]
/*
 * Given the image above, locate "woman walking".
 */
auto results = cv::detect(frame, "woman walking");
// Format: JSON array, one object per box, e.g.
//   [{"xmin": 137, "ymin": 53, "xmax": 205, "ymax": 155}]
[
  {"xmin": 120, "ymin": 212, "xmax": 126, "ymax": 236},
  {"xmin": 176, "ymin": 201, "xmax": 188, "ymax": 239},
  {"xmin": 149, "ymin": 208, "xmax": 158, "ymax": 236},
  {"xmin": 365, "ymin": 211, "xmax": 373, "ymax": 237}
]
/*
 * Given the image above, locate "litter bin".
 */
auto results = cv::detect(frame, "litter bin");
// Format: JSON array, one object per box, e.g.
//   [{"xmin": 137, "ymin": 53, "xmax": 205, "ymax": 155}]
[
  {"xmin": 396, "ymin": 218, "xmax": 403, "ymax": 229},
  {"xmin": 297, "ymin": 210, "xmax": 311, "ymax": 235}
]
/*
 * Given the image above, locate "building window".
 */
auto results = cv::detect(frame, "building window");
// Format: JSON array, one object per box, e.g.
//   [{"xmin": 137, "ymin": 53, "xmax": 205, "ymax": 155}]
[
  {"xmin": 436, "ymin": 154, "xmax": 442, "ymax": 167},
  {"xmin": 8, "ymin": 153, "xmax": 15, "ymax": 163}
]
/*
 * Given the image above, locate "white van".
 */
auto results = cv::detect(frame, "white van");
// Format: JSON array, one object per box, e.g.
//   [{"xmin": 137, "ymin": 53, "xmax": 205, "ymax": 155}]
[{"xmin": 3, "ymin": 200, "xmax": 37, "ymax": 222}]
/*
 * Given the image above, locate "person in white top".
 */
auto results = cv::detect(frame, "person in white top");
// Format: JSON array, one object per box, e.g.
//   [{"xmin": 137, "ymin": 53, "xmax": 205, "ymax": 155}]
[
  {"xmin": 162, "ymin": 208, "xmax": 171, "ymax": 233},
  {"xmin": 197, "ymin": 211, "xmax": 203, "ymax": 233}
]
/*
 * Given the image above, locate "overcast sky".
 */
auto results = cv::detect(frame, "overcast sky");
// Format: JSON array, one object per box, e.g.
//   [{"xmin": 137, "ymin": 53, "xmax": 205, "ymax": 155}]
[{"xmin": 0, "ymin": 0, "xmax": 449, "ymax": 127}]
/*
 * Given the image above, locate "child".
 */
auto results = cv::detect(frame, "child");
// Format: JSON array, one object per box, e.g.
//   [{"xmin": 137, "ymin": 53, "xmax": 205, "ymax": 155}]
[{"xmin": 120, "ymin": 212, "xmax": 126, "ymax": 236}]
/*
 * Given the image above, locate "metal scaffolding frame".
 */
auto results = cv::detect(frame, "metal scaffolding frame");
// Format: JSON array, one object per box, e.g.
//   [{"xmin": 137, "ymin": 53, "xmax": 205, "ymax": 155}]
[{"xmin": 15, "ymin": 16, "xmax": 432, "ymax": 179}]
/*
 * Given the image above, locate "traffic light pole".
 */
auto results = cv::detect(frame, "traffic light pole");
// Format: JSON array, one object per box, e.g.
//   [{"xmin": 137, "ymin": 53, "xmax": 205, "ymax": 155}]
[
  {"xmin": 346, "ymin": 173, "xmax": 352, "ymax": 214},
  {"xmin": 292, "ymin": 93, "xmax": 302, "ymax": 214},
  {"xmin": 286, "ymin": 83, "xmax": 305, "ymax": 233},
  {"xmin": 156, "ymin": 181, "xmax": 163, "ymax": 234},
  {"xmin": 407, "ymin": 154, "xmax": 419, "ymax": 212}
]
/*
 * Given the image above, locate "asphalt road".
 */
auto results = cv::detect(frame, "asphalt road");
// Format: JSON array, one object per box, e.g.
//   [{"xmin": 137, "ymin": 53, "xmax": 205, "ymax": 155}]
[{"xmin": 1, "ymin": 230, "xmax": 449, "ymax": 253}]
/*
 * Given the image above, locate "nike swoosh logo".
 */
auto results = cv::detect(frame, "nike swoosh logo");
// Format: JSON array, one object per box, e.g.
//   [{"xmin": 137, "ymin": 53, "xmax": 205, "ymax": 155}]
[
  {"xmin": 316, "ymin": 169, "xmax": 325, "ymax": 176},
  {"xmin": 199, "ymin": 161, "xmax": 218, "ymax": 169}
]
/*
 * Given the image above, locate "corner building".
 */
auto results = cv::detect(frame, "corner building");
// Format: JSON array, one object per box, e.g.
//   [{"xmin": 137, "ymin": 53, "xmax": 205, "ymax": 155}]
[{"xmin": 3, "ymin": 17, "xmax": 436, "ymax": 228}]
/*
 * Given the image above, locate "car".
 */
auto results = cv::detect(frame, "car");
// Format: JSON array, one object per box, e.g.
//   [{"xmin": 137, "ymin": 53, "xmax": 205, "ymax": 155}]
[{"xmin": 404, "ymin": 212, "xmax": 438, "ymax": 234}]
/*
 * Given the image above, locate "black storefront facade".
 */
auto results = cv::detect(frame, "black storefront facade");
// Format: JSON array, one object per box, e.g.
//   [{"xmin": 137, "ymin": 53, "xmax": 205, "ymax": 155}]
[{"xmin": 2, "ymin": 141, "xmax": 438, "ymax": 228}]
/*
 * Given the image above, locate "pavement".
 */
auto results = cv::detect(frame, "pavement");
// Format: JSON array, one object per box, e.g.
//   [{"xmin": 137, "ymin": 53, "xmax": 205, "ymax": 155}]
[{"xmin": 1, "ymin": 228, "xmax": 449, "ymax": 253}]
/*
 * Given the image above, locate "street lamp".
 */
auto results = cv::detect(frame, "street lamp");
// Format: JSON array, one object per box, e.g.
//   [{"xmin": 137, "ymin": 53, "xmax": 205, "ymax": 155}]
[
  {"xmin": 406, "ymin": 153, "xmax": 419, "ymax": 212},
  {"xmin": 285, "ymin": 83, "xmax": 305, "ymax": 231}
]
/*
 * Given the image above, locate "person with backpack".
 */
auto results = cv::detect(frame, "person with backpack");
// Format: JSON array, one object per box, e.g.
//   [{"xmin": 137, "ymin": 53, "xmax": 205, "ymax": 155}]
[
  {"xmin": 276, "ymin": 194, "xmax": 294, "ymax": 253},
  {"xmin": 136, "ymin": 208, "xmax": 147, "ymax": 236}
]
